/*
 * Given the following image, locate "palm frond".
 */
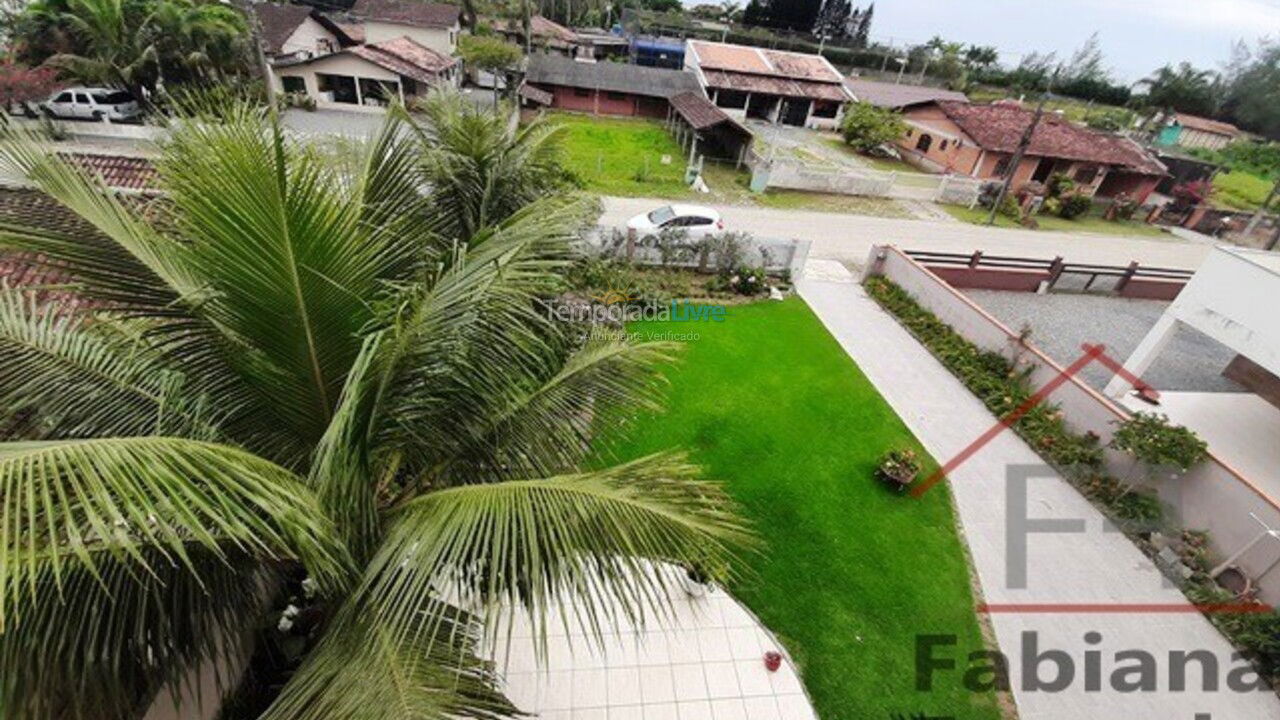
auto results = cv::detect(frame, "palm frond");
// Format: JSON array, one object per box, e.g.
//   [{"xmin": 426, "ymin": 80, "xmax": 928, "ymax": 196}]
[
  {"xmin": 359, "ymin": 454, "xmax": 753, "ymax": 649},
  {"xmin": 0, "ymin": 288, "xmax": 225, "ymax": 440},
  {"xmin": 2, "ymin": 547, "xmax": 269, "ymax": 720},
  {"xmin": 261, "ymin": 601, "xmax": 518, "ymax": 720},
  {"xmin": 0, "ymin": 436, "xmax": 353, "ymax": 628}
]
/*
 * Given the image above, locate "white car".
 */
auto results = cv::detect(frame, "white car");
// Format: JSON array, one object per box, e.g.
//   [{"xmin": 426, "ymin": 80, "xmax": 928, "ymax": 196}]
[
  {"xmin": 626, "ymin": 204, "xmax": 724, "ymax": 241},
  {"xmin": 42, "ymin": 87, "xmax": 140, "ymax": 122}
]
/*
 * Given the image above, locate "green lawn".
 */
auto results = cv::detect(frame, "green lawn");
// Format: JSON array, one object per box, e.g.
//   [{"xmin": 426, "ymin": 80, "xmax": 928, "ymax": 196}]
[
  {"xmin": 596, "ymin": 298, "xmax": 1002, "ymax": 720},
  {"xmin": 944, "ymin": 203, "xmax": 1171, "ymax": 238},
  {"xmin": 1214, "ymin": 170, "xmax": 1274, "ymax": 211},
  {"xmin": 548, "ymin": 112, "xmax": 913, "ymax": 218}
]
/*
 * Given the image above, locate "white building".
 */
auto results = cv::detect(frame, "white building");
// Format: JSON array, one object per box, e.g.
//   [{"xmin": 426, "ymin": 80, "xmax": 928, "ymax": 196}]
[{"xmin": 348, "ymin": 0, "xmax": 460, "ymax": 56}]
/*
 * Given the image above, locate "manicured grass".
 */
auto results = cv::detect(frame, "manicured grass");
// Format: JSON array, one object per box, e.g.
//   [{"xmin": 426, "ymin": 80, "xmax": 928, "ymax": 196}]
[
  {"xmin": 1213, "ymin": 170, "xmax": 1274, "ymax": 211},
  {"xmin": 596, "ymin": 298, "xmax": 1001, "ymax": 720},
  {"xmin": 944, "ymin": 203, "xmax": 1171, "ymax": 238}
]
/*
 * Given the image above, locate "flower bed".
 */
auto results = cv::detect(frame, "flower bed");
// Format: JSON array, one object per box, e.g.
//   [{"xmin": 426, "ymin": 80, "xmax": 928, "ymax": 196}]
[{"xmin": 865, "ymin": 275, "xmax": 1280, "ymax": 686}]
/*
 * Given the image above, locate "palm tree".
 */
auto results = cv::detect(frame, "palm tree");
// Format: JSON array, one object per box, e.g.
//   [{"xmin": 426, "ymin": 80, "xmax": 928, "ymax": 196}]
[
  {"xmin": 1137, "ymin": 62, "xmax": 1220, "ymax": 117},
  {"xmin": 0, "ymin": 96, "xmax": 751, "ymax": 719}
]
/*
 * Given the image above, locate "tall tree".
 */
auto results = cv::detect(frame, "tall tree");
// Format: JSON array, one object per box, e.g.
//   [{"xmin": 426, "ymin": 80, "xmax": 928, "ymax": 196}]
[
  {"xmin": 0, "ymin": 96, "xmax": 751, "ymax": 719},
  {"xmin": 1221, "ymin": 39, "xmax": 1280, "ymax": 139},
  {"xmin": 852, "ymin": 2, "xmax": 872, "ymax": 47},
  {"xmin": 1138, "ymin": 62, "xmax": 1220, "ymax": 117},
  {"xmin": 1063, "ymin": 31, "xmax": 1107, "ymax": 83},
  {"xmin": 812, "ymin": 0, "xmax": 850, "ymax": 39}
]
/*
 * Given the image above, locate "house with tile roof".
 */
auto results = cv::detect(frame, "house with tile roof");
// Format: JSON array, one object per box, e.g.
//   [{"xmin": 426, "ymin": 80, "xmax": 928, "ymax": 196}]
[
  {"xmin": 348, "ymin": 0, "xmax": 460, "ymax": 56},
  {"xmin": 272, "ymin": 35, "xmax": 459, "ymax": 111},
  {"xmin": 252, "ymin": 3, "xmax": 356, "ymax": 63},
  {"xmin": 1155, "ymin": 112, "xmax": 1242, "ymax": 151},
  {"xmin": 522, "ymin": 54, "xmax": 702, "ymax": 119},
  {"xmin": 842, "ymin": 77, "xmax": 967, "ymax": 109},
  {"xmin": 683, "ymin": 40, "xmax": 853, "ymax": 130},
  {"xmin": 897, "ymin": 100, "xmax": 1167, "ymax": 203}
]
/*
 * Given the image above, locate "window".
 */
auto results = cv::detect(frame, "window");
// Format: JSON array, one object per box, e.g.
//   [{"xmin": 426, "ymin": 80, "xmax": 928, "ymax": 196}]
[
  {"xmin": 915, "ymin": 133, "xmax": 933, "ymax": 152},
  {"xmin": 647, "ymin": 206, "xmax": 676, "ymax": 225},
  {"xmin": 687, "ymin": 216, "xmax": 713, "ymax": 227},
  {"xmin": 316, "ymin": 38, "xmax": 334, "ymax": 54},
  {"xmin": 993, "ymin": 156, "xmax": 1012, "ymax": 178},
  {"xmin": 811, "ymin": 100, "xmax": 838, "ymax": 118},
  {"xmin": 606, "ymin": 91, "xmax": 627, "ymax": 101},
  {"xmin": 573, "ymin": 88, "xmax": 591, "ymax": 97},
  {"xmin": 1074, "ymin": 164, "xmax": 1099, "ymax": 185},
  {"xmin": 714, "ymin": 90, "xmax": 748, "ymax": 109},
  {"xmin": 92, "ymin": 91, "xmax": 131, "ymax": 104},
  {"xmin": 281, "ymin": 76, "xmax": 306, "ymax": 94},
  {"xmin": 54, "ymin": 92, "xmax": 73, "ymax": 103},
  {"xmin": 939, "ymin": 139, "xmax": 949, "ymax": 151},
  {"xmin": 74, "ymin": 93, "xmax": 90, "ymax": 104}
]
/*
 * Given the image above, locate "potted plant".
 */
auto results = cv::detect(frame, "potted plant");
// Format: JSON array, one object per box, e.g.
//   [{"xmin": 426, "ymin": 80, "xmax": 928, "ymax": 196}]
[{"xmin": 876, "ymin": 448, "xmax": 922, "ymax": 493}]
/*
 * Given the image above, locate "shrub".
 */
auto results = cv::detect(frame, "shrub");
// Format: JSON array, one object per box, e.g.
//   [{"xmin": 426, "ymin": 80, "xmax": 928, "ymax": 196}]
[
  {"xmin": 1084, "ymin": 108, "xmax": 1132, "ymax": 132},
  {"xmin": 1110, "ymin": 412, "xmax": 1209, "ymax": 472},
  {"xmin": 1057, "ymin": 192, "xmax": 1093, "ymax": 220},
  {"xmin": 840, "ymin": 102, "xmax": 908, "ymax": 153},
  {"xmin": 1040, "ymin": 197, "xmax": 1062, "ymax": 216},
  {"xmin": 1045, "ymin": 172, "xmax": 1075, "ymax": 198}
]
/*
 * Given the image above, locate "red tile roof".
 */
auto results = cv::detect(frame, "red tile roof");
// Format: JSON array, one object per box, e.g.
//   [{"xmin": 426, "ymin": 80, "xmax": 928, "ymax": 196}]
[
  {"xmin": 689, "ymin": 40, "xmax": 843, "ymax": 83},
  {"xmin": 254, "ymin": 4, "xmax": 315, "ymax": 54},
  {"xmin": 58, "ymin": 152, "xmax": 157, "ymax": 191},
  {"xmin": 928, "ymin": 101, "xmax": 1166, "ymax": 175},
  {"xmin": 350, "ymin": 0, "xmax": 459, "ymax": 28},
  {"xmin": 1174, "ymin": 113, "xmax": 1239, "ymax": 137},
  {"xmin": 843, "ymin": 77, "xmax": 967, "ymax": 108},
  {"xmin": 347, "ymin": 36, "xmax": 457, "ymax": 84},
  {"xmin": 669, "ymin": 91, "xmax": 735, "ymax": 130}
]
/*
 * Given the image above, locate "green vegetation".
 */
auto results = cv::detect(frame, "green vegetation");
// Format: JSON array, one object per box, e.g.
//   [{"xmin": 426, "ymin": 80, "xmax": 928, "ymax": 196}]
[
  {"xmin": 1213, "ymin": 170, "xmax": 1275, "ymax": 210},
  {"xmin": 943, "ymin": 204, "xmax": 1170, "ymax": 238},
  {"xmin": 822, "ymin": 137, "xmax": 919, "ymax": 173},
  {"xmin": 552, "ymin": 112, "xmax": 912, "ymax": 217},
  {"xmin": 839, "ymin": 102, "xmax": 907, "ymax": 152},
  {"xmin": 598, "ymin": 298, "xmax": 1001, "ymax": 720}
]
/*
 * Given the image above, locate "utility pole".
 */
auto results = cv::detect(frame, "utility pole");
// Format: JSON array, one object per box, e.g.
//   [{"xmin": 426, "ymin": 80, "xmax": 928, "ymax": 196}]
[
  {"xmin": 986, "ymin": 72, "xmax": 1056, "ymax": 226},
  {"xmin": 1243, "ymin": 176, "xmax": 1279, "ymax": 238}
]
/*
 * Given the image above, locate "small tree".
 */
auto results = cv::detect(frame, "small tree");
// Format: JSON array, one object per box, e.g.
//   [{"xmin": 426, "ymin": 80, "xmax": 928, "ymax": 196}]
[
  {"xmin": 458, "ymin": 34, "xmax": 523, "ymax": 110},
  {"xmin": 840, "ymin": 102, "xmax": 907, "ymax": 153}
]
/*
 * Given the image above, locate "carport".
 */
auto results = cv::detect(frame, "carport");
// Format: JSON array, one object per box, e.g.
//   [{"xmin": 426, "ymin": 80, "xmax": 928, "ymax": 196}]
[{"xmin": 665, "ymin": 91, "xmax": 754, "ymax": 168}]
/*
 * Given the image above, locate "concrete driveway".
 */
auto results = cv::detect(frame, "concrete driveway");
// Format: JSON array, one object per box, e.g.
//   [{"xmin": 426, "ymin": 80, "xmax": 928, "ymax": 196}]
[{"xmin": 600, "ymin": 196, "xmax": 1218, "ymax": 271}]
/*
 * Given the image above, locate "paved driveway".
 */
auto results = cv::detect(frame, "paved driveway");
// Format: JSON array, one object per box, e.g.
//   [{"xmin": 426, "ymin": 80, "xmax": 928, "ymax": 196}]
[
  {"xmin": 600, "ymin": 196, "xmax": 1217, "ymax": 270},
  {"xmin": 798, "ymin": 260, "xmax": 1280, "ymax": 720}
]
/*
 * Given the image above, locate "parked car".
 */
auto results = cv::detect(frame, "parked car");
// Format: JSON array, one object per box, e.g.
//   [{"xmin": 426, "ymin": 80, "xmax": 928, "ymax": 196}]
[
  {"xmin": 41, "ymin": 87, "xmax": 141, "ymax": 122},
  {"xmin": 626, "ymin": 204, "xmax": 724, "ymax": 241}
]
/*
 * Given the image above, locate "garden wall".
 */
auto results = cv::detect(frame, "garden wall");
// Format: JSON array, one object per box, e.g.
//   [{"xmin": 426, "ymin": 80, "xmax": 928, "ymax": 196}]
[
  {"xmin": 756, "ymin": 159, "xmax": 983, "ymax": 206},
  {"xmin": 865, "ymin": 244, "xmax": 1280, "ymax": 604}
]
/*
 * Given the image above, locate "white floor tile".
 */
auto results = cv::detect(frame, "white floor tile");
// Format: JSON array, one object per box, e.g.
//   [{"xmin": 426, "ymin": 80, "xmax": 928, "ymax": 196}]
[
  {"xmin": 671, "ymin": 662, "xmax": 710, "ymax": 702},
  {"xmin": 703, "ymin": 661, "xmax": 741, "ymax": 700},
  {"xmin": 638, "ymin": 665, "xmax": 676, "ymax": 705},
  {"xmin": 606, "ymin": 666, "xmax": 642, "ymax": 706},
  {"xmin": 709, "ymin": 698, "xmax": 748, "ymax": 720},
  {"xmin": 740, "ymin": 696, "xmax": 781, "ymax": 720},
  {"xmin": 572, "ymin": 668, "xmax": 608, "ymax": 708},
  {"xmin": 643, "ymin": 702, "xmax": 680, "ymax": 720},
  {"xmin": 676, "ymin": 700, "xmax": 714, "ymax": 720}
]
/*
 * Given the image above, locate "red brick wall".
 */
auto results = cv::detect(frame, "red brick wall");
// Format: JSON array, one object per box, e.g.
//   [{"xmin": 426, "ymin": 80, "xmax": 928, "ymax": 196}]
[{"xmin": 537, "ymin": 84, "xmax": 650, "ymax": 117}]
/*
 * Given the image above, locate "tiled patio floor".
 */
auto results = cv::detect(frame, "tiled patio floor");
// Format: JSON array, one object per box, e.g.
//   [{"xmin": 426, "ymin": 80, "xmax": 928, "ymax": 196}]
[{"xmin": 487, "ymin": 574, "xmax": 816, "ymax": 720}]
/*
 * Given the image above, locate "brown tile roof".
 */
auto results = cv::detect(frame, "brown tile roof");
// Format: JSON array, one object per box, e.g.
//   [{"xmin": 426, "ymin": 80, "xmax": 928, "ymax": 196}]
[
  {"xmin": 669, "ymin": 91, "xmax": 733, "ymax": 130},
  {"xmin": 689, "ymin": 40, "xmax": 843, "ymax": 83},
  {"xmin": 347, "ymin": 36, "xmax": 457, "ymax": 84},
  {"xmin": 0, "ymin": 188, "xmax": 98, "ymax": 307},
  {"xmin": 350, "ymin": 0, "xmax": 459, "ymax": 28},
  {"xmin": 525, "ymin": 54, "xmax": 702, "ymax": 99},
  {"xmin": 1174, "ymin": 113, "xmax": 1239, "ymax": 137},
  {"xmin": 701, "ymin": 69, "xmax": 850, "ymax": 102},
  {"xmin": 253, "ymin": 4, "xmax": 315, "ymax": 54},
  {"xmin": 58, "ymin": 152, "xmax": 157, "ymax": 191},
  {"xmin": 843, "ymin": 77, "xmax": 967, "ymax": 108},
  {"xmin": 518, "ymin": 83, "xmax": 552, "ymax": 106},
  {"xmin": 484, "ymin": 15, "xmax": 578, "ymax": 47},
  {"xmin": 929, "ymin": 101, "xmax": 1166, "ymax": 176}
]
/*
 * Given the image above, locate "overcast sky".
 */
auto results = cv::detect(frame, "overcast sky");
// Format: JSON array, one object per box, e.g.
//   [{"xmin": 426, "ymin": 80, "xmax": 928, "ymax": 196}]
[{"xmin": 714, "ymin": 0, "xmax": 1280, "ymax": 83}]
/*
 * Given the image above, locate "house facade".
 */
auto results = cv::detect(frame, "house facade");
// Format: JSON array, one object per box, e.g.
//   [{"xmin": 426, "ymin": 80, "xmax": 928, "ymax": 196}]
[
  {"xmin": 684, "ymin": 40, "xmax": 852, "ymax": 130},
  {"xmin": 1156, "ymin": 113, "xmax": 1241, "ymax": 151},
  {"xmin": 273, "ymin": 36, "xmax": 459, "ymax": 111},
  {"xmin": 254, "ymin": 4, "xmax": 354, "ymax": 62},
  {"xmin": 349, "ymin": 0, "xmax": 460, "ymax": 56},
  {"xmin": 897, "ymin": 100, "xmax": 1167, "ymax": 203},
  {"xmin": 522, "ymin": 54, "xmax": 702, "ymax": 119}
]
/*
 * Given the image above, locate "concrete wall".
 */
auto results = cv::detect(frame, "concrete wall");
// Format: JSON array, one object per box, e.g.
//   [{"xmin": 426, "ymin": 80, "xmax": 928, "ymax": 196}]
[
  {"xmin": 867, "ymin": 244, "xmax": 1280, "ymax": 604},
  {"xmin": 274, "ymin": 54, "xmax": 403, "ymax": 112},
  {"xmin": 362, "ymin": 20, "xmax": 457, "ymax": 55},
  {"xmin": 534, "ymin": 84, "xmax": 667, "ymax": 118}
]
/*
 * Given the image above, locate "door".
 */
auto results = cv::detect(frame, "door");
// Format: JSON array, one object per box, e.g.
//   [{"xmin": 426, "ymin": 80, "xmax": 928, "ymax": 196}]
[
  {"xmin": 47, "ymin": 91, "xmax": 74, "ymax": 118},
  {"xmin": 73, "ymin": 92, "xmax": 94, "ymax": 119},
  {"xmin": 1031, "ymin": 158, "xmax": 1054, "ymax": 183},
  {"xmin": 780, "ymin": 98, "xmax": 810, "ymax": 127}
]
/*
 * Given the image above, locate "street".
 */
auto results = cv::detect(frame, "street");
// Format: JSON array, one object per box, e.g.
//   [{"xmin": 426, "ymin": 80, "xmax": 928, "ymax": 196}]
[{"xmin": 600, "ymin": 195, "xmax": 1218, "ymax": 270}]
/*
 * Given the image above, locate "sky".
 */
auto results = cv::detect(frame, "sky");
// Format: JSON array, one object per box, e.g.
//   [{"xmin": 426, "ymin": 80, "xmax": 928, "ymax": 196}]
[{"xmin": 716, "ymin": 0, "xmax": 1280, "ymax": 82}]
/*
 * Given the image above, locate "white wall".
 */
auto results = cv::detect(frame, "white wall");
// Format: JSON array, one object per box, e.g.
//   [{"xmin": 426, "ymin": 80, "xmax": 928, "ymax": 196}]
[
  {"xmin": 280, "ymin": 16, "xmax": 341, "ymax": 57},
  {"xmin": 362, "ymin": 20, "xmax": 457, "ymax": 55},
  {"xmin": 1167, "ymin": 246, "xmax": 1280, "ymax": 378},
  {"xmin": 274, "ymin": 54, "xmax": 401, "ymax": 112}
]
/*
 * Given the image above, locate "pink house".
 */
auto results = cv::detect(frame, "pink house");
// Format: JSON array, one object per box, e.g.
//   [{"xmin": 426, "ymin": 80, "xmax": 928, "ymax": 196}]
[{"xmin": 896, "ymin": 100, "xmax": 1167, "ymax": 203}]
